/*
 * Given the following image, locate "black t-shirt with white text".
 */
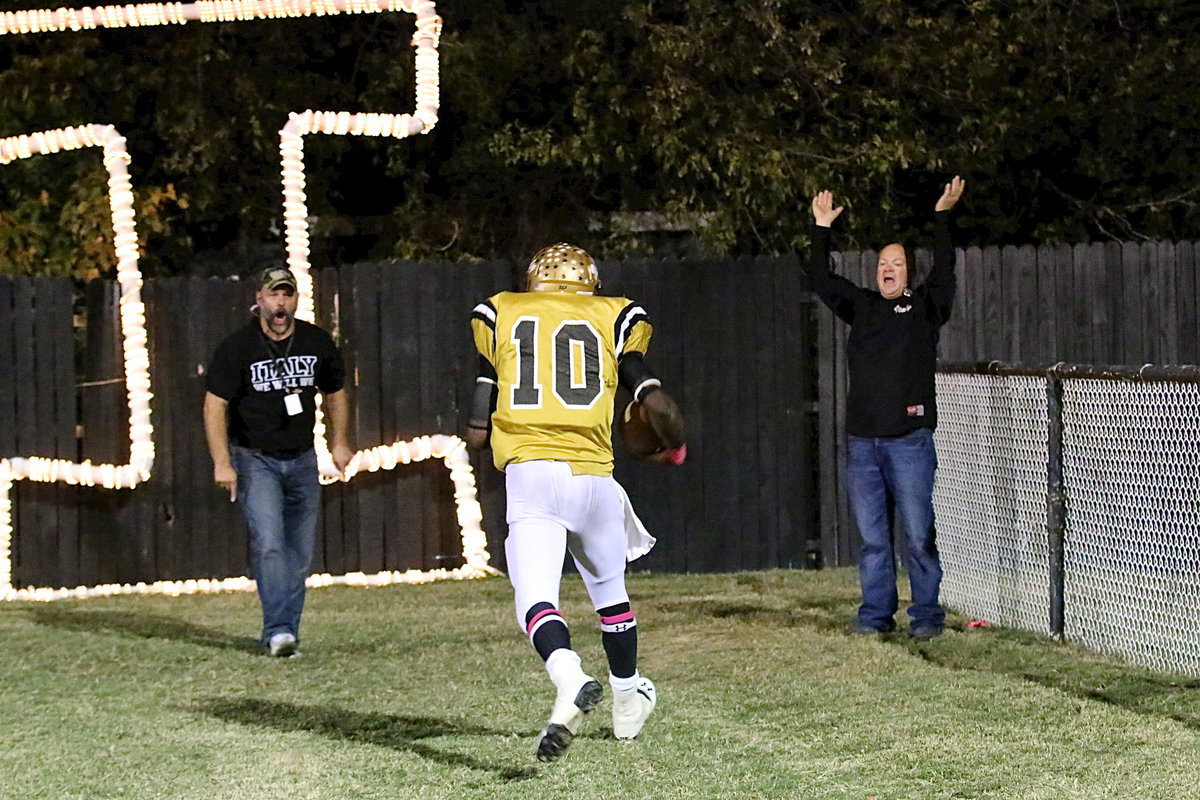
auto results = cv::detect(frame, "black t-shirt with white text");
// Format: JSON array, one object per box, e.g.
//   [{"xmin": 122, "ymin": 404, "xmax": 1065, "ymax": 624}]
[{"xmin": 205, "ymin": 318, "xmax": 346, "ymax": 454}]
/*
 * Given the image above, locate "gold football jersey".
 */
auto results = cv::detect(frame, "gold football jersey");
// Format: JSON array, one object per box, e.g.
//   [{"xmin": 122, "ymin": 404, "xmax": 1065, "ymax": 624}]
[{"xmin": 471, "ymin": 291, "xmax": 653, "ymax": 475}]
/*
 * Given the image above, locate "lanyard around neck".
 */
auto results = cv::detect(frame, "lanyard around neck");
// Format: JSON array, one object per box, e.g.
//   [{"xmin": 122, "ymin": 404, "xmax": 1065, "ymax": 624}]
[{"xmin": 261, "ymin": 326, "xmax": 295, "ymax": 361}]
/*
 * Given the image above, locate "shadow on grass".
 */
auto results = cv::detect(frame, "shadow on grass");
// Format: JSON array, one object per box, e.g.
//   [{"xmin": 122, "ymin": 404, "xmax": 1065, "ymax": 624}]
[
  {"xmin": 649, "ymin": 571, "xmax": 862, "ymax": 635},
  {"xmin": 668, "ymin": 595, "xmax": 856, "ymax": 636},
  {"xmin": 895, "ymin": 627, "xmax": 1200, "ymax": 731},
  {"xmin": 195, "ymin": 697, "xmax": 537, "ymax": 781},
  {"xmin": 24, "ymin": 606, "xmax": 260, "ymax": 653}
]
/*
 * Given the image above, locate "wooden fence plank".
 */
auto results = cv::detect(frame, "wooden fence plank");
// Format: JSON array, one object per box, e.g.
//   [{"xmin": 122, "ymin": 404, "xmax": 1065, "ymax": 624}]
[
  {"xmin": 376, "ymin": 260, "xmax": 405, "ymax": 572},
  {"xmin": 980, "ymin": 246, "xmax": 1005, "ymax": 358},
  {"xmin": 1179, "ymin": 242, "xmax": 1199, "ymax": 364},
  {"xmin": 1000, "ymin": 245, "xmax": 1022, "ymax": 362},
  {"xmin": 748, "ymin": 255, "xmax": 777, "ymax": 570},
  {"xmin": 964, "ymin": 247, "xmax": 987, "ymax": 361},
  {"xmin": 50, "ymin": 278, "xmax": 78, "ymax": 585},
  {"xmin": 814, "ymin": 258, "xmax": 840, "ymax": 568},
  {"xmin": 1031, "ymin": 245, "xmax": 1056, "ymax": 362},
  {"xmin": 436, "ymin": 260, "xmax": 470, "ymax": 568},
  {"xmin": 349, "ymin": 261, "xmax": 385, "ymax": 574},
  {"xmin": 416, "ymin": 265, "xmax": 455, "ymax": 569},
  {"xmin": 168, "ymin": 276, "xmax": 201, "ymax": 580},
  {"xmin": 388, "ymin": 262, "xmax": 426, "ymax": 571},
  {"xmin": 336, "ymin": 265, "xmax": 361, "ymax": 571},
  {"xmin": 1155, "ymin": 242, "xmax": 1178, "ymax": 363},
  {"xmin": 1075, "ymin": 244, "xmax": 1106, "ymax": 364},
  {"xmin": 656, "ymin": 257, "xmax": 692, "ymax": 574},
  {"xmin": 0, "ymin": 278, "xmax": 14, "ymax": 459},
  {"xmin": 1013, "ymin": 245, "xmax": 1039, "ymax": 363},
  {"xmin": 773, "ymin": 252, "xmax": 810, "ymax": 567},
  {"xmin": 1120, "ymin": 242, "xmax": 1146, "ymax": 363}
]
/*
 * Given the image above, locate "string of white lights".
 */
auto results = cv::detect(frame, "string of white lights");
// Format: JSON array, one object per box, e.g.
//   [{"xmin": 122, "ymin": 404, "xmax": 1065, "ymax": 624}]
[
  {"xmin": 0, "ymin": 124, "xmax": 153, "ymax": 600},
  {"xmin": 5, "ymin": 563, "xmax": 493, "ymax": 603},
  {"xmin": 0, "ymin": 1, "xmax": 442, "ymax": 36},
  {"xmin": 330, "ymin": 435, "xmax": 490, "ymax": 578},
  {"xmin": 1, "ymin": 1, "xmax": 498, "ymax": 602}
]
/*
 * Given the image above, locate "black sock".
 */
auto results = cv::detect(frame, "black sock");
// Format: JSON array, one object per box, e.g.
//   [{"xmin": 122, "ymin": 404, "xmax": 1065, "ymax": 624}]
[
  {"xmin": 525, "ymin": 602, "xmax": 571, "ymax": 661},
  {"xmin": 598, "ymin": 602, "xmax": 638, "ymax": 678}
]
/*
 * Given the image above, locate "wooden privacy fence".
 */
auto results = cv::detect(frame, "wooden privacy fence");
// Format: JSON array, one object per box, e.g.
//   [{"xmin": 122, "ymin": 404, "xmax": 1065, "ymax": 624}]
[
  {"xmin": 0, "ymin": 257, "xmax": 821, "ymax": 591},
  {"xmin": 2, "ymin": 237, "xmax": 1196, "ymax": 590}
]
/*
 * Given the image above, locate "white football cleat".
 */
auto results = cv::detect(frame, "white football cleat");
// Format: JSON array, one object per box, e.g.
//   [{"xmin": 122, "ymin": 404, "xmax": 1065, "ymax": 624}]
[
  {"xmin": 612, "ymin": 676, "xmax": 656, "ymax": 739},
  {"xmin": 536, "ymin": 671, "xmax": 603, "ymax": 762}
]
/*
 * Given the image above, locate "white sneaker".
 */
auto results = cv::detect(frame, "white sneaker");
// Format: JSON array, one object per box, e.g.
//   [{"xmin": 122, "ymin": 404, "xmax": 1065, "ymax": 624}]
[
  {"xmin": 268, "ymin": 632, "xmax": 297, "ymax": 658},
  {"xmin": 536, "ymin": 670, "xmax": 603, "ymax": 762},
  {"xmin": 612, "ymin": 677, "xmax": 656, "ymax": 739}
]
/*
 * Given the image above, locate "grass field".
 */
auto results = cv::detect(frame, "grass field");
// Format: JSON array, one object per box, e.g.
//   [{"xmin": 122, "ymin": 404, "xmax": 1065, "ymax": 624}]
[{"xmin": 2, "ymin": 568, "xmax": 1199, "ymax": 800}]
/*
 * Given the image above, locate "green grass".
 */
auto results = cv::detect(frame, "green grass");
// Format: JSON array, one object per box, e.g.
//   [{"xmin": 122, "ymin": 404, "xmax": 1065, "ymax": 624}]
[{"xmin": 2, "ymin": 568, "xmax": 1199, "ymax": 799}]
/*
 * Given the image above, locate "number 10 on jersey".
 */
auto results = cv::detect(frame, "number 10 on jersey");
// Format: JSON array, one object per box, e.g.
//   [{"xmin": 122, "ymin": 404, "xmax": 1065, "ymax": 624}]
[{"xmin": 510, "ymin": 317, "xmax": 605, "ymax": 410}]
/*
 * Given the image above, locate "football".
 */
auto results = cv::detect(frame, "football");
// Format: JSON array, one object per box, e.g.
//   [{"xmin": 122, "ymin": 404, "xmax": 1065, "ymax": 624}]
[{"xmin": 617, "ymin": 400, "xmax": 665, "ymax": 457}]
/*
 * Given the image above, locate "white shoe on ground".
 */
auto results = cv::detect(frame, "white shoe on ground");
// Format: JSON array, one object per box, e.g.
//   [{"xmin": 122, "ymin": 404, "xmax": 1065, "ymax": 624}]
[
  {"xmin": 268, "ymin": 632, "xmax": 297, "ymax": 658},
  {"xmin": 536, "ymin": 669, "xmax": 603, "ymax": 762},
  {"xmin": 612, "ymin": 676, "xmax": 656, "ymax": 739}
]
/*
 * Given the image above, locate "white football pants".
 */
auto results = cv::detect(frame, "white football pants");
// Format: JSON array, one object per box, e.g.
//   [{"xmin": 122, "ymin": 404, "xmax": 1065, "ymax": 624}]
[{"xmin": 504, "ymin": 460, "xmax": 630, "ymax": 628}]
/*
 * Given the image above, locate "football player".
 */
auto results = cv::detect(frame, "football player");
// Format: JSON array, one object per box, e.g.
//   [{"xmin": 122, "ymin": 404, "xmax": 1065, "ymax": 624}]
[{"xmin": 467, "ymin": 243, "xmax": 686, "ymax": 762}]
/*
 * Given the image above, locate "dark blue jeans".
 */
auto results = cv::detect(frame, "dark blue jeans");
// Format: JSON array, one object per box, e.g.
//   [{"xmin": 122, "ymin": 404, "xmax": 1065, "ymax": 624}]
[
  {"xmin": 846, "ymin": 428, "xmax": 944, "ymax": 632},
  {"xmin": 231, "ymin": 446, "xmax": 321, "ymax": 646}
]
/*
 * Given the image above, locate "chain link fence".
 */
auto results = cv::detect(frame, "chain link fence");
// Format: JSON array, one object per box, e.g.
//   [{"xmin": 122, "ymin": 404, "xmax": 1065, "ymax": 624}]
[{"xmin": 934, "ymin": 362, "xmax": 1200, "ymax": 676}]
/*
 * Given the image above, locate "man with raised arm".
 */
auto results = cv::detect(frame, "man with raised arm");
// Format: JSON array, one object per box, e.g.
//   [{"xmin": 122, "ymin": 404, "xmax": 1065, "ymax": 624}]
[{"xmin": 808, "ymin": 176, "xmax": 966, "ymax": 639}]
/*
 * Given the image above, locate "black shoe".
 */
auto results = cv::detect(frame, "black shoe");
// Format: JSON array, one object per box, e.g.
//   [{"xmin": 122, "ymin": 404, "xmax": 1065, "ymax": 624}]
[
  {"xmin": 909, "ymin": 625, "xmax": 943, "ymax": 641},
  {"xmin": 537, "ymin": 723, "xmax": 574, "ymax": 762},
  {"xmin": 853, "ymin": 624, "xmax": 892, "ymax": 635}
]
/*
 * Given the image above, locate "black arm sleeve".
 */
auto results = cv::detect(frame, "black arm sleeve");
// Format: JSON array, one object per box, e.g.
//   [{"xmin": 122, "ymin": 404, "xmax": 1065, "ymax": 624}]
[
  {"xmin": 469, "ymin": 355, "xmax": 498, "ymax": 428},
  {"xmin": 618, "ymin": 352, "xmax": 662, "ymax": 401}
]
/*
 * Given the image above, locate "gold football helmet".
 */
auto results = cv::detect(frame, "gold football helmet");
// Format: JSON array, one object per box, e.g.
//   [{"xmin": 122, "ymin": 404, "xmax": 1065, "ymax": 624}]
[{"xmin": 526, "ymin": 243, "xmax": 600, "ymax": 294}]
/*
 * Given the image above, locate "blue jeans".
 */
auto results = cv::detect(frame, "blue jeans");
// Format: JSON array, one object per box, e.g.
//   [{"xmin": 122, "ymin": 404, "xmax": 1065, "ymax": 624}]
[
  {"xmin": 231, "ymin": 446, "xmax": 321, "ymax": 645},
  {"xmin": 846, "ymin": 428, "xmax": 944, "ymax": 632}
]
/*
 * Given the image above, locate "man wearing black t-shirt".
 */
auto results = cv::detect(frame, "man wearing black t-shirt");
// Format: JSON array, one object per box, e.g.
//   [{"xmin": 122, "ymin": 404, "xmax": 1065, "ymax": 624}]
[
  {"xmin": 807, "ymin": 176, "xmax": 965, "ymax": 639},
  {"xmin": 203, "ymin": 267, "xmax": 353, "ymax": 657}
]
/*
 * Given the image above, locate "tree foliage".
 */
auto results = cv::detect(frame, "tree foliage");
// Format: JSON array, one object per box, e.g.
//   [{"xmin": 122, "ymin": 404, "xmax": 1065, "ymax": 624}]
[{"xmin": 0, "ymin": 0, "xmax": 1197, "ymax": 276}]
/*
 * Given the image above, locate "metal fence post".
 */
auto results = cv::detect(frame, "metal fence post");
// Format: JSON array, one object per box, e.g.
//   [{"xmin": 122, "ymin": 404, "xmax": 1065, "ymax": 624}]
[{"xmin": 1046, "ymin": 364, "xmax": 1066, "ymax": 641}]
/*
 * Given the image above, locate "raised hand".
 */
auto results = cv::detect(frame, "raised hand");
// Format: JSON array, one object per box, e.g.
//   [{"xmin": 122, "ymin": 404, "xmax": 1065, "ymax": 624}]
[
  {"xmin": 811, "ymin": 190, "xmax": 845, "ymax": 228},
  {"xmin": 935, "ymin": 175, "xmax": 966, "ymax": 212}
]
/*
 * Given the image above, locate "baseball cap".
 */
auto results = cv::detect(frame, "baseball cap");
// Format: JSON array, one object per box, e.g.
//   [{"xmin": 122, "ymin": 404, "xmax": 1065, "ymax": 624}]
[{"xmin": 259, "ymin": 267, "xmax": 297, "ymax": 292}]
